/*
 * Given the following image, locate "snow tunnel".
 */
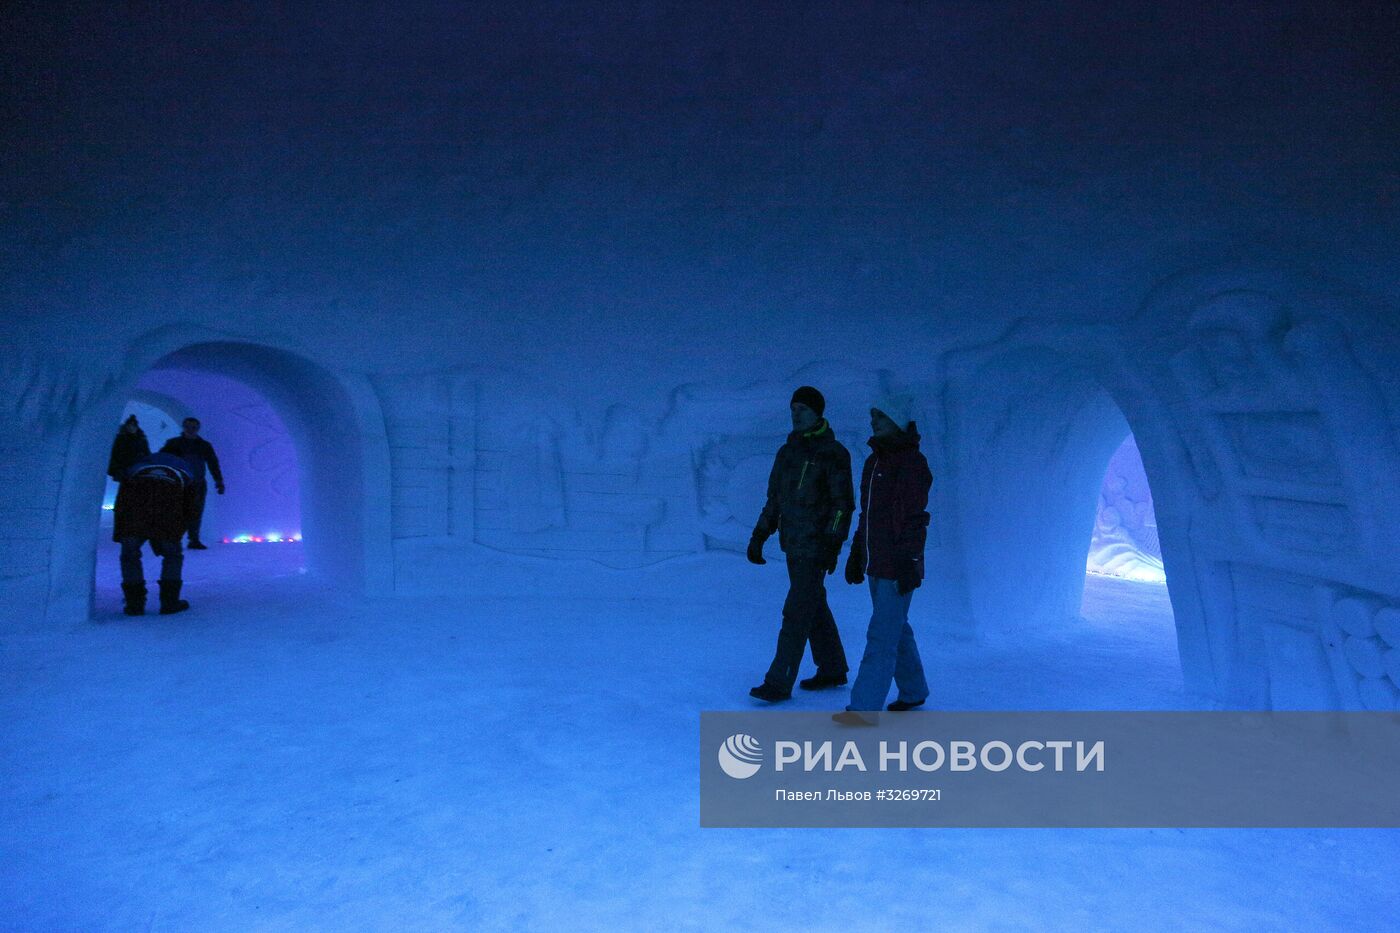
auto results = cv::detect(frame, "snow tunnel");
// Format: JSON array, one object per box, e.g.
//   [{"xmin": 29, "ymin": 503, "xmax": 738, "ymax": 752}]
[
  {"xmin": 51, "ymin": 337, "xmax": 393, "ymax": 620},
  {"xmin": 936, "ymin": 346, "xmax": 1178, "ymax": 643},
  {"xmin": 99, "ymin": 369, "xmax": 306, "ymax": 577}
]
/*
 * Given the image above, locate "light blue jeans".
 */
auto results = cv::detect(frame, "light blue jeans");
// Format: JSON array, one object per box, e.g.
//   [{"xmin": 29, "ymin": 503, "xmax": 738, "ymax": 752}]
[{"xmin": 847, "ymin": 576, "xmax": 929, "ymax": 711}]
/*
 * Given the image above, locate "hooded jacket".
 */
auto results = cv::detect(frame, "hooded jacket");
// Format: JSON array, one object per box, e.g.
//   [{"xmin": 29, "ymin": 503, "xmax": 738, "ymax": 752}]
[
  {"xmin": 753, "ymin": 419, "xmax": 855, "ymax": 561},
  {"xmin": 850, "ymin": 427, "xmax": 933, "ymax": 581},
  {"xmin": 107, "ymin": 428, "xmax": 151, "ymax": 482}
]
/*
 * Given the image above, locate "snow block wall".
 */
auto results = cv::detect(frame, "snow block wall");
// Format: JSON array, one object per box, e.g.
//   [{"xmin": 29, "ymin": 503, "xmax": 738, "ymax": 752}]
[
  {"xmin": 377, "ymin": 370, "xmax": 702, "ymax": 586},
  {"xmin": 378, "ymin": 360, "xmax": 913, "ymax": 581}
]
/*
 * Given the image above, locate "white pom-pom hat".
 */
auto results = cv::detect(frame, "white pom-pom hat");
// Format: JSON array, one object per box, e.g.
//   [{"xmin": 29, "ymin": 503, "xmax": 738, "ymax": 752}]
[{"xmin": 871, "ymin": 394, "xmax": 916, "ymax": 431}]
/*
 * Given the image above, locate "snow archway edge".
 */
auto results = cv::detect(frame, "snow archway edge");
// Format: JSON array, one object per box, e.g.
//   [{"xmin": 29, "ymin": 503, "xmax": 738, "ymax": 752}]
[{"xmin": 48, "ymin": 328, "xmax": 393, "ymax": 623}]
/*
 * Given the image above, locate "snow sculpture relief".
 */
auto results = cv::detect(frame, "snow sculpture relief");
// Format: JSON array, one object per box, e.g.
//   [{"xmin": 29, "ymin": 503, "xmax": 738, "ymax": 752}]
[
  {"xmin": 377, "ymin": 372, "xmax": 699, "ymax": 573},
  {"xmin": 670, "ymin": 363, "xmax": 885, "ymax": 554},
  {"xmin": 1087, "ymin": 435, "xmax": 1164, "ymax": 583},
  {"xmin": 1145, "ymin": 271, "xmax": 1400, "ymax": 709}
]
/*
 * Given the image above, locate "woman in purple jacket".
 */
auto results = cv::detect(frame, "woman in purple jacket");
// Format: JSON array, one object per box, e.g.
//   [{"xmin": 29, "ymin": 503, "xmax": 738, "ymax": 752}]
[{"xmin": 842, "ymin": 395, "xmax": 933, "ymax": 713}]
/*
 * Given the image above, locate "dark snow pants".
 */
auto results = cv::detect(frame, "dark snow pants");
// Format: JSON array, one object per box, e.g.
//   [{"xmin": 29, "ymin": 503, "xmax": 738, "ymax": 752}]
[
  {"xmin": 119, "ymin": 537, "xmax": 183, "ymax": 585},
  {"xmin": 186, "ymin": 481, "xmax": 208, "ymax": 544},
  {"xmin": 764, "ymin": 555, "xmax": 849, "ymax": 691}
]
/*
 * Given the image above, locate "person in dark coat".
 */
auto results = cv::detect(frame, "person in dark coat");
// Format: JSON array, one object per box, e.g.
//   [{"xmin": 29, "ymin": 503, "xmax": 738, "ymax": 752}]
[
  {"xmin": 106, "ymin": 415, "xmax": 151, "ymax": 482},
  {"xmin": 112, "ymin": 452, "xmax": 194, "ymax": 616},
  {"xmin": 160, "ymin": 417, "xmax": 224, "ymax": 549},
  {"xmin": 840, "ymin": 395, "xmax": 933, "ymax": 715},
  {"xmin": 747, "ymin": 386, "xmax": 855, "ymax": 702}
]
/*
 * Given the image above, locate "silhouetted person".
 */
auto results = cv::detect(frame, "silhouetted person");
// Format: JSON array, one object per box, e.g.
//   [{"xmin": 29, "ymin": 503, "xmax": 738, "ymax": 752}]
[
  {"xmin": 113, "ymin": 452, "xmax": 194, "ymax": 616},
  {"xmin": 747, "ymin": 386, "xmax": 854, "ymax": 702},
  {"xmin": 161, "ymin": 417, "xmax": 224, "ymax": 549},
  {"xmin": 106, "ymin": 415, "xmax": 150, "ymax": 482},
  {"xmin": 839, "ymin": 396, "xmax": 933, "ymax": 717}
]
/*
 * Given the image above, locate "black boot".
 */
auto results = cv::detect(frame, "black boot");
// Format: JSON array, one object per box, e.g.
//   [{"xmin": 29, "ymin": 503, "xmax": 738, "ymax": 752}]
[
  {"xmin": 748, "ymin": 682, "xmax": 791, "ymax": 703},
  {"xmin": 887, "ymin": 699, "xmax": 926, "ymax": 712},
  {"xmin": 158, "ymin": 580, "xmax": 190, "ymax": 615},
  {"xmin": 799, "ymin": 671, "xmax": 848, "ymax": 691},
  {"xmin": 187, "ymin": 540, "xmax": 208, "ymax": 550},
  {"xmin": 121, "ymin": 583, "xmax": 146, "ymax": 616}
]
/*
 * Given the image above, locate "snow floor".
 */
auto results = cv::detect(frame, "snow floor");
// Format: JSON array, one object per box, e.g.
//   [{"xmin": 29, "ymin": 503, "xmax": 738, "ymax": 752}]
[{"xmin": 2, "ymin": 542, "xmax": 1398, "ymax": 930}]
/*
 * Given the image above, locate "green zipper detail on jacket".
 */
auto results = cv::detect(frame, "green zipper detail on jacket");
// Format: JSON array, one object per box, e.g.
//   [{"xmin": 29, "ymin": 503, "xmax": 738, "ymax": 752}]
[
  {"xmin": 797, "ymin": 460, "xmax": 810, "ymax": 489},
  {"xmin": 830, "ymin": 509, "xmax": 843, "ymax": 533}
]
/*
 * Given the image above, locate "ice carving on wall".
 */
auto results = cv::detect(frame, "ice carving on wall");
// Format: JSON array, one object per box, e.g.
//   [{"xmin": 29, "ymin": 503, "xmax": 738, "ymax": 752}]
[
  {"xmin": 378, "ymin": 372, "xmax": 700, "ymax": 572},
  {"xmin": 670, "ymin": 362, "xmax": 885, "ymax": 554},
  {"xmin": 233, "ymin": 402, "xmax": 299, "ymax": 500},
  {"xmin": 1323, "ymin": 594, "xmax": 1400, "ymax": 711},
  {"xmin": 1145, "ymin": 272, "xmax": 1400, "ymax": 709},
  {"xmin": 1171, "ymin": 291, "xmax": 1362, "ymax": 560},
  {"xmin": 695, "ymin": 435, "xmax": 785, "ymax": 551},
  {"xmin": 1086, "ymin": 434, "xmax": 1165, "ymax": 583}
]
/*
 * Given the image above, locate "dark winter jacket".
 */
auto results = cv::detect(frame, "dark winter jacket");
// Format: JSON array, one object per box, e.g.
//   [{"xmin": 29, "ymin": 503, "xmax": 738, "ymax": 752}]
[
  {"xmin": 112, "ymin": 454, "xmax": 196, "ymax": 542},
  {"xmin": 161, "ymin": 435, "xmax": 223, "ymax": 487},
  {"xmin": 753, "ymin": 420, "xmax": 855, "ymax": 562},
  {"xmin": 850, "ymin": 428, "xmax": 933, "ymax": 581},
  {"xmin": 107, "ymin": 430, "xmax": 151, "ymax": 481}
]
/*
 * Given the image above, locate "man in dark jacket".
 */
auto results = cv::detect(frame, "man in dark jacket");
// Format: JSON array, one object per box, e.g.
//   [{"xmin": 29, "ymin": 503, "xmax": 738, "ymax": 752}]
[
  {"xmin": 160, "ymin": 417, "xmax": 224, "ymax": 549},
  {"xmin": 747, "ymin": 386, "xmax": 855, "ymax": 702},
  {"xmin": 107, "ymin": 415, "xmax": 150, "ymax": 482},
  {"xmin": 113, "ymin": 452, "xmax": 195, "ymax": 616},
  {"xmin": 840, "ymin": 394, "xmax": 933, "ymax": 715}
]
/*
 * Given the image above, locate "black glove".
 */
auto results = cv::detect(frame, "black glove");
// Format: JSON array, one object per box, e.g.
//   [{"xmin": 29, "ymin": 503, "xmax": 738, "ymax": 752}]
[
  {"xmin": 746, "ymin": 535, "xmax": 767, "ymax": 565},
  {"xmin": 216, "ymin": 483, "xmax": 226, "ymax": 495},
  {"xmin": 845, "ymin": 551, "xmax": 865, "ymax": 586},
  {"xmin": 896, "ymin": 561, "xmax": 922, "ymax": 596},
  {"xmin": 821, "ymin": 537, "xmax": 842, "ymax": 575}
]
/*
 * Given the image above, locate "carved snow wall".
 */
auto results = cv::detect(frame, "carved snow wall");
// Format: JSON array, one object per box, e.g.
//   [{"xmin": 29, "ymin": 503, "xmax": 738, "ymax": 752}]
[
  {"xmin": 375, "ymin": 371, "xmax": 700, "ymax": 580},
  {"xmin": 931, "ymin": 265, "xmax": 1400, "ymax": 709}
]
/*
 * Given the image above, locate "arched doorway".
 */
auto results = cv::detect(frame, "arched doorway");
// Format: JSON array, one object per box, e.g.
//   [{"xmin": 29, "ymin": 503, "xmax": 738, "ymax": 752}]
[
  {"xmin": 49, "ymin": 333, "xmax": 392, "ymax": 622},
  {"xmin": 938, "ymin": 350, "xmax": 1161, "ymax": 634},
  {"xmin": 96, "ymin": 369, "xmax": 305, "ymax": 607},
  {"xmin": 926, "ymin": 341, "xmax": 1202, "ymax": 700}
]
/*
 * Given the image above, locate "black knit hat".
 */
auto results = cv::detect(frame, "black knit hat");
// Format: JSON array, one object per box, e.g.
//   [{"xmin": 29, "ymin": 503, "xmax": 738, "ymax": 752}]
[{"xmin": 790, "ymin": 385, "xmax": 825, "ymax": 417}]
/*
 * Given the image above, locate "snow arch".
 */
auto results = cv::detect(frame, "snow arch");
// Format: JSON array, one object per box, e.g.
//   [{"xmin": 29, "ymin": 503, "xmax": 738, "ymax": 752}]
[
  {"xmin": 935, "ymin": 347, "xmax": 1144, "ymax": 638},
  {"xmin": 48, "ymin": 332, "xmax": 393, "ymax": 621},
  {"xmin": 929, "ymin": 266, "xmax": 1400, "ymax": 709}
]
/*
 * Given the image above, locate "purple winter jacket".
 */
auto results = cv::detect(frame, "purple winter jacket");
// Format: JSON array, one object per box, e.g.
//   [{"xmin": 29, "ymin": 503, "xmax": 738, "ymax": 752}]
[{"xmin": 849, "ymin": 429, "xmax": 933, "ymax": 581}]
